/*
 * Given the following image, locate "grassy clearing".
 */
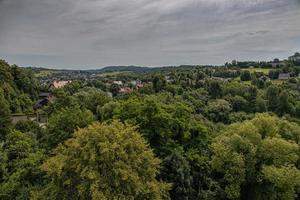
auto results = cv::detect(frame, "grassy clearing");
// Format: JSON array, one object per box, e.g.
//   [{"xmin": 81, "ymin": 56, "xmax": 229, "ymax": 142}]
[
  {"xmin": 240, "ymin": 68, "xmax": 272, "ymax": 74},
  {"xmin": 233, "ymin": 77, "xmax": 286, "ymax": 85},
  {"xmin": 271, "ymin": 79, "xmax": 285, "ymax": 85},
  {"xmin": 99, "ymin": 71, "xmax": 132, "ymax": 77},
  {"xmin": 34, "ymin": 70, "xmax": 56, "ymax": 78}
]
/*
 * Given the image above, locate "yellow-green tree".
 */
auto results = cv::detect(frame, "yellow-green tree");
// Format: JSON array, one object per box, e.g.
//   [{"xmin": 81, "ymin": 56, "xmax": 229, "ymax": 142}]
[
  {"xmin": 32, "ymin": 121, "xmax": 170, "ymax": 200},
  {"xmin": 211, "ymin": 114, "xmax": 300, "ymax": 200}
]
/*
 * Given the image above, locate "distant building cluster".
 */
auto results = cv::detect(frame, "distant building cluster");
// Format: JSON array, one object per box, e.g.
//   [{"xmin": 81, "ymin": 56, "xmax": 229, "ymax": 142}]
[
  {"xmin": 289, "ymin": 52, "xmax": 300, "ymax": 63},
  {"xmin": 113, "ymin": 80, "xmax": 145, "ymax": 94},
  {"xmin": 269, "ymin": 58, "xmax": 286, "ymax": 68}
]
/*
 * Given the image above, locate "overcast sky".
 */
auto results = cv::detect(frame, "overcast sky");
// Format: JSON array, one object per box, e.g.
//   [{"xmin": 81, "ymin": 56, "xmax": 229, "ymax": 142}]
[{"xmin": 0, "ymin": 0, "xmax": 300, "ymax": 69}]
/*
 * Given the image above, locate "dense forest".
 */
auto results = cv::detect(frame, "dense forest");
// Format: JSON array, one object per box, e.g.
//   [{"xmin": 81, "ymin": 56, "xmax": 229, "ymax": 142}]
[{"xmin": 1, "ymin": 57, "xmax": 300, "ymax": 200}]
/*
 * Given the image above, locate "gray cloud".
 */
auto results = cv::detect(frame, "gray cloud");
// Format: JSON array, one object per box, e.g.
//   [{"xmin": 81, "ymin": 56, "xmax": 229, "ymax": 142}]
[{"xmin": 0, "ymin": 0, "xmax": 300, "ymax": 69}]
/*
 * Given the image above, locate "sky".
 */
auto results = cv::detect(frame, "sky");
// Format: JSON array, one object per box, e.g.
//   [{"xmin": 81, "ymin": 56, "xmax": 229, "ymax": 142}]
[{"xmin": 0, "ymin": 0, "xmax": 300, "ymax": 69}]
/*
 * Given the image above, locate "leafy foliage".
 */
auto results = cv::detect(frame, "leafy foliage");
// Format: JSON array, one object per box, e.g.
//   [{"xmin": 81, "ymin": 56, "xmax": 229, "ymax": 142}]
[
  {"xmin": 33, "ymin": 121, "xmax": 170, "ymax": 200},
  {"xmin": 1, "ymin": 58, "xmax": 300, "ymax": 199},
  {"xmin": 44, "ymin": 107, "xmax": 95, "ymax": 149},
  {"xmin": 211, "ymin": 114, "xmax": 300, "ymax": 199},
  {"xmin": 0, "ymin": 130, "xmax": 44, "ymax": 200},
  {"xmin": 0, "ymin": 88, "xmax": 11, "ymax": 138}
]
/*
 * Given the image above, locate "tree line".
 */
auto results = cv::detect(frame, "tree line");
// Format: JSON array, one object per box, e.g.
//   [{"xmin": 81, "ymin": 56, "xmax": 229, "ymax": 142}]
[{"xmin": 1, "ymin": 59, "xmax": 300, "ymax": 199}]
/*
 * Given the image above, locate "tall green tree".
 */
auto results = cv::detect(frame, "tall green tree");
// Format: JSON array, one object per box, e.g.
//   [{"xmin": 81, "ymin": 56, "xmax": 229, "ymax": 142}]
[
  {"xmin": 109, "ymin": 83, "xmax": 120, "ymax": 97},
  {"xmin": 44, "ymin": 107, "xmax": 95, "ymax": 149},
  {"xmin": 266, "ymin": 85, "xmax": 280, "ymax": 112},
  {"xmin": 211, "ymin": 114, "xmax": 300, "ymax": 199},
  {"xmin": 230, "ymin": 95, "xmax": 247, "ymax": 112},
  {"xmin": 74, "ymin": 88, "xmax": 111, "ymax": 114},
  {"xmin": 114, "ymin": 95, "xmax": 198, "ymax": 156},
  {"xmin": 0, "ymin": 60, "xmax": 13, "ymax": 84},
  {"xmin": 240, "ymin": 71, "xmax": 251, "ymax": 81},
  {"xmin": 277, "ymin": 90, "xmax": 294, "ymax": 116},
  {"xmin": 207, "ymin": 81, "xmax": 222, "ymax": 99},
  {"xmin": 160, "ymin": 152, "xmax": 192, "ymax": 200},
  {"xmin": 152, "ymin": 75, "xmax": 167, "ymax": 93},
  {"xmin": 0, "ymin": 88, "xmax": 11, "ymax": 138},
  {"xmin": 205, "ymin": 99, "xmax": 232, "ymax": 123},
  {"xmin": 0, "ymin": 130, "xmax": 44, "ymax": 200},
  {"xmin": 32, "ymin": 121, "xmax": 170, "ymax": 200}
]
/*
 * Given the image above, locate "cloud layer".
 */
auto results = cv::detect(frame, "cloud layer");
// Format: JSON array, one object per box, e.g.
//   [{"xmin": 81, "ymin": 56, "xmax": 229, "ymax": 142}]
[{"xmin": 0, "ymin": 0, "xmax": 300, "ymax": 69}]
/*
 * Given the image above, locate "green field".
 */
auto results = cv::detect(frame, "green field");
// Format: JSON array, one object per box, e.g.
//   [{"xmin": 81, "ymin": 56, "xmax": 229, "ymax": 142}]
[
  {"xmin": 34, "ymin": 70, "xmax": 56, "ymax": 78},
  {"xmin": 271, "ymin": 79, "xmax": 285, "ymax": 85},
  {"xmin": 234, "ymin": 77, "xmax": 285, "ymax": 85},
  {"xmin": 99, "ymin": 71, "xmax": 132, "ymax": 77},
  {"xmin": 240, "ymin": 68, "xmax": 272, "ymax": 74}
]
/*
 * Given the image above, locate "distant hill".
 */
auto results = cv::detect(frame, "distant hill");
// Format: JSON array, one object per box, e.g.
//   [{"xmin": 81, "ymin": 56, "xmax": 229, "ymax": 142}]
[
  {"xmin": 99, "ymin": 66, "xmax": 150, "ymax": 73},
  {"xmin": 26, "ymin": 65, "xmax": 212, "ymax": 76}
]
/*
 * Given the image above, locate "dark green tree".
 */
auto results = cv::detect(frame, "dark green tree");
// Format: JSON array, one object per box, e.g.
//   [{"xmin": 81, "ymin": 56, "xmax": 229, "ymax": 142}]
[
  {"xmin": 0, "ymin": 88, "xmax": 11, "ymax": 138},
  {"xmin": 277, "ymin": 90, "xmax": 294, "ymax": 116},
  {"xmin": 230, "ymin": 95, "xmax": 248, "ymax": 112},
  {"xmin": 74, "ymin": 88, "xmax": 111, "ymax": 114},
  {"xmin": 208, "ymin": 81, "xmax": 222, "ymax": 99},
  {"xmin": 240, "ymin": 71, "xmax": 251, "ymax": 81},
  {"xmin": 205, "ymin": 99, "xmax": 232, "ymax": 123},
  {"xmin": 266, "ymin": 85, "xmax": 280, "ymax": 112},
  {"xmin": 152, "ymin": 75, "xmax": 167, "ymax": 93},
  {"xmin": 14, "ymin": 120, "xmax": 44, "ymax": 140},
  {"xmin": 160, "ymin": 152, "xmax": 192, "ymax": 200},
  {"xmin": 0, "ymin": 130, "xmax": 44, "ymax": 200},
  {"xmin": 109, "ymin": 83, "xmax": 120, "ymax": 97},
  {"xmin": 44, "ymin": 107, "xmax": 95, "ymax": 149}
]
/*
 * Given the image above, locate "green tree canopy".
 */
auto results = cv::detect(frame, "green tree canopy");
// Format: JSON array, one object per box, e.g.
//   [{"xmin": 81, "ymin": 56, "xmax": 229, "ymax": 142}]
[
  {"xmin": 205, "ymin": 99, "xmax": 232, "ymax": 123},
  {"xmin": 0, "ymin": 130, "xmax": 44, "ymax": 200},
  {"xmin": 44, "ymin": 107, "xmax": 95, "ymax": 149},
  {"xmin": 33, "ymin": 121, "xmax": 170, "ymax": 200},
  {"xmin": 160, "ymin": 152, "xmax": 192, "ymax": 200},
  {"xmin": 211, "ymin": 114, "xmax": 300, "ymax": 199},
  {"xmin": 74, "ymin": 88, "xmax": 111, "ymax": 114},
  {"xmin": 240, "ymin": 70, "xmax": 251, "ymax": 81},
  {"xmin": 152, "ymin": 75, "xmax": 167, "ymax": 93},
  {"xmin": 113, "ymin": 95, "xmax": 208, "ymax": 156},
  {"xmin": 0, "ymin": 88, "xmax": 11, "ymax": 138},
  {"xmin": 207, "ymin": 80, "xmax": 222, "ymax": 99}
]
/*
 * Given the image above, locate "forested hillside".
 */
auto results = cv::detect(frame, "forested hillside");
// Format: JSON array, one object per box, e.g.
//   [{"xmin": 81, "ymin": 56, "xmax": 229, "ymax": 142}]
[
  {"xmin": 0, "ymin": 60, "xmax": 39, "ymax": 114},
  {"xmin": 1, "ymin": 58, "xmax": 300, "ymax": 200}
]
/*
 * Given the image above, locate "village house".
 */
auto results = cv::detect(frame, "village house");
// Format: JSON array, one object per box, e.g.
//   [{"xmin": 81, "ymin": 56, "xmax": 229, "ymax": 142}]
[
  {"xmin": 130, "ymin": 80, "xmax": 137, "ymax": 86},
  {"xmin": 278, "ymin": 73, "xmax": 290, "ymax": 80},
  {"xmin": 113, "ymin": 81, "xmax": 123, "ymax": 85},
  {"xmin": 49, "ymin": 80, "xmax": 72, "ymax": 89},
  {"xmin": 130, "ymin": 80, "xmax": 143, "ymax": 88},
  {"xmin": 119, "ymin": 86, "xmax": 133, "ymax": 93},
  {"xmin": 289, "ymin": 52, "xmax": 300, "ymax": 63},
  {"xmin": 33, "ymin": 92, "xmax": 53, "ymax": 110},
  {"xmin": 269, "ymin": 58, "xmax": 286, "ymax": 68},
  {"xmin": 136, "ymin": 83, "xmax": 144, "ymax": 89},
  {"xmin": 270, "ymin": 63, "xmax": 277, "ymax": 68}
]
